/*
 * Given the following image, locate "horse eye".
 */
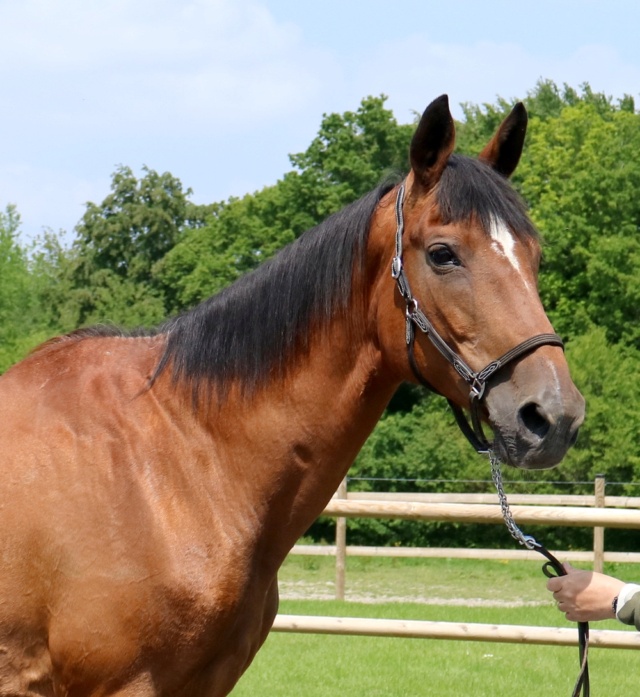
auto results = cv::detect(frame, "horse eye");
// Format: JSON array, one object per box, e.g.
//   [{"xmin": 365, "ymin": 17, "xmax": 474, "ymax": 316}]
[{"xmin": 428, "ymin": 245, "xmax": 459, "ymax": 268}]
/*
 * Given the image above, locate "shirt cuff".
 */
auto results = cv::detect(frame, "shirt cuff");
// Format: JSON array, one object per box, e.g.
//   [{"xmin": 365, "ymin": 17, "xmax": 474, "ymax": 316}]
[{"xmin": 616, "ymin": 583, "xmax": 640, "ymax": 620}]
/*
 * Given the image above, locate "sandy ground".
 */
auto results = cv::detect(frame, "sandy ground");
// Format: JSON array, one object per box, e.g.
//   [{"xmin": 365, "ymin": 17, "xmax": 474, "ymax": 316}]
[{"xmin": 278, "ymin": 579, "xmax": 547, "ymax": 607}]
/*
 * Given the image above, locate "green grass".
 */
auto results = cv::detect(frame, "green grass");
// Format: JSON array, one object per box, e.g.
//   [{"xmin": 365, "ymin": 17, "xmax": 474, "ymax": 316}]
[
  {"xmin": 230, "ymin": 557, "xmax": 640, "ymax": 696},
  {"xmin": 278, "ymin": 554, "xmax": 640, "ymax": 605}
]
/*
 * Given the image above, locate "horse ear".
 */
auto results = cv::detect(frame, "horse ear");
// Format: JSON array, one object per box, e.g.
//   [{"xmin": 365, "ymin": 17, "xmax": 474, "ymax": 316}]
[
  {"xmin": 478, "ymin": 102, "xmax": 528, "ymax": 177},
  {"xmin": 410, "ymin": 94, "xmax": 455, "ymax": 191}
]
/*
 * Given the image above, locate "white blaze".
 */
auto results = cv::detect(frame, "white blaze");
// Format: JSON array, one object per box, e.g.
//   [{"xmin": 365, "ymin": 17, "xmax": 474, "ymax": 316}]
[{"xmin": 489, "ymin": 216, "xmax": 521, "ymax": 273}]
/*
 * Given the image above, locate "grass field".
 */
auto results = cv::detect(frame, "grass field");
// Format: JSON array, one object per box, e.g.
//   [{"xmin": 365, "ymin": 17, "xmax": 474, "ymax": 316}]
[{"xmin": 230, "ymin": 556, "xmax": 640, "ymax": 695}]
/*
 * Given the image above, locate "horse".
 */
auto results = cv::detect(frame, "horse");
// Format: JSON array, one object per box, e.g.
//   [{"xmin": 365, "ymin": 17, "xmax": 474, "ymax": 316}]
[{"xmin": 0, "ymin": 95, "xmax": 584, "ymax": 696}]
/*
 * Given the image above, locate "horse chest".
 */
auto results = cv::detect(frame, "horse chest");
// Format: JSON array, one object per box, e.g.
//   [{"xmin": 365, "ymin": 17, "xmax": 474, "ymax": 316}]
[{"xmin": 45, "ymin": 560, "xmax": 274, "ymax": 696}]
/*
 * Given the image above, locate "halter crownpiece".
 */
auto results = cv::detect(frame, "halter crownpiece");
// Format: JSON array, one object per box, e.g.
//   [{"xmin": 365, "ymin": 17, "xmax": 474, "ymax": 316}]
[{"xmin": 391, "ymin": 183, "xmax": 564, "ymax": 454}]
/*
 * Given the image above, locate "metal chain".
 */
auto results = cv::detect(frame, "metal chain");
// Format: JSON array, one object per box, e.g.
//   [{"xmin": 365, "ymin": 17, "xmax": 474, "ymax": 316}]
[
  {"xmin": 490, "ymin": 450, "xmax": 589, "ymax": 697},
  {"xmin": 489, "ymin": 449, "xmax": 539, "ymax": 551}
]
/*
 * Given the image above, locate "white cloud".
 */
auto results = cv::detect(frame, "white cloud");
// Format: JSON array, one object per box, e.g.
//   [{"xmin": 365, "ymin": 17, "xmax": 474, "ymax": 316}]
[
  {"xmin": 0, "ymin": 0, "xmax": 336, "ymax": 135},
  {"xmin": 0, "ymin": 0, "xmax": 343, "ymax": 237},
  {"xmin": 0, "ymin": 0, "xmax": 292, "ymax": 70}
]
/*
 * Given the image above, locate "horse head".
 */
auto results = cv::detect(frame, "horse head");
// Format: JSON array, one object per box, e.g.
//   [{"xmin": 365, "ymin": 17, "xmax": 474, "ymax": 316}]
[{"xmin": 373, "ymin": 95, "xmax": 585, "ymax": 470}]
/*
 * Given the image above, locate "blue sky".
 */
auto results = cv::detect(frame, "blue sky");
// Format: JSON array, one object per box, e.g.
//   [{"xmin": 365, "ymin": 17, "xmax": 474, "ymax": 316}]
[{"xmin": 2, "ymin": 0, "xmax": 640, "ymax": 241}]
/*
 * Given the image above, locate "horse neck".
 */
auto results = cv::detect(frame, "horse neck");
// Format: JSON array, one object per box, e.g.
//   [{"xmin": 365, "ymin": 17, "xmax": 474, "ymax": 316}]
[{"xmin": 203, "ymin": 302, "xmax": 397, "ymax": 566}]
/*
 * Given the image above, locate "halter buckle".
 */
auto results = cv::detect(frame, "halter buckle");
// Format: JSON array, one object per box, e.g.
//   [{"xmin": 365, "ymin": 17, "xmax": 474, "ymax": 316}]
[
  {"xmin": 391, "ymin": 256, "xmax": 403, "ymax": 279},
  {"xmin": 405, "ymin": 312, "xmax": 414, "ymax": 345}
]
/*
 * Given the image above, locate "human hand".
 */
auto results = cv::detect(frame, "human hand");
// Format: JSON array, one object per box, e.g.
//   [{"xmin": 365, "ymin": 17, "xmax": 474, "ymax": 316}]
[{"xmin": 546, "ymin": 563, "xmax": 626, "ymax": 622}]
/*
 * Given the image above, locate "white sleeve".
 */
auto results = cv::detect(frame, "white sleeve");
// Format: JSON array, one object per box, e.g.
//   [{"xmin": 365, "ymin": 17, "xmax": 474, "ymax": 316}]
[{"xmin": 615, "ymin": 583, "xmax": 640, "ymax": 620}]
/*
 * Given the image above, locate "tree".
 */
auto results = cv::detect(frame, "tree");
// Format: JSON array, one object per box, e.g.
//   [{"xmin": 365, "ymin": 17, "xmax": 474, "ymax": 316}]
[
  {"xmin": 155, "ymin": 185, "xmax": 296, "ymax": 313},
  {"xmin": 559, "ymin": 328, "xmax": 640, "ymax": 485},
  {"xmin": 0, "ymin": 207, "xmax": 58, "ymax": 371},
  {"xmin": 288, "ymin": 95, "xmax": 413, "ymax": 221},
  {"xmin": 75, "ymin": 166, "xmax": 209, "ymax": 283},
  {"xmin": 60, "ymin": 166, "xmax": 212, "ymax": 327},
  {"xmin": 518, "ymin": 100, "xmax": 640, "ymax": 347},
  {"xmin": 0, "ymin": 206, "xmax": 30, "ymax": 370}
]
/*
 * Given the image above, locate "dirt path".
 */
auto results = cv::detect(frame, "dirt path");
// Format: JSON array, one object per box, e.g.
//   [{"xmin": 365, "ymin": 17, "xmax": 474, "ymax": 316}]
[{"xmin": 278, "ymin": 579, "xmax": 548, "ymax": 607}]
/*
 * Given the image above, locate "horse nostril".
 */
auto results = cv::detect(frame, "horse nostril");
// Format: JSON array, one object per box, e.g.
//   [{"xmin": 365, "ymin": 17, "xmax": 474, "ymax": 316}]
[{"xmin": 518, "ymin": 402, "xmax": 551, "ymax": 440}]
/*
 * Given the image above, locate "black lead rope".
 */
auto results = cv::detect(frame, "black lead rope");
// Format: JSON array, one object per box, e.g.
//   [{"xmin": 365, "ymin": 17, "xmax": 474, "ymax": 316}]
[
  {"xmin": 539, "ymin": 549, "xmax": 590, "ymax": 697},
  {"xmin": 491, "ymin": 454, "xmax": 590, "ymax": 697}
]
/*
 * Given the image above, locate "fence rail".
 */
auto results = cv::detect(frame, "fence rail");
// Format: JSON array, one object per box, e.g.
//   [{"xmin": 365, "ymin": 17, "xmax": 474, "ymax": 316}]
[
  {"xmin": 272, "ymin": 615, "xmax": 640, "ymax": 650},
  {"xmin": 321, "ymin": 499, "xmax": 640, "ymax": 528},
  {"xmin": 289, "ymin": 476, "xmax": 640, "ymax": 596},
  {"xmin": 344, "ymin": 490, "xmax": 640, "ymax": 508},
  {"xmin": 292, "ymin": 544, "xmax": 640, "ymax": 564},
  {"xmin": 277, "ymin": 476, "xmax": 640, "ymax": 652}
]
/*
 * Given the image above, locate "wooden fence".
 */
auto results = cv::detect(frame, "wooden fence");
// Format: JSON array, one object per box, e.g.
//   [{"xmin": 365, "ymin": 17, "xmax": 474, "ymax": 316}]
[
  {"xmin": 274, "ymin": 477, "xmax": 640, "ymax": 650},
  {"xmin": 290, "ymin": 476, "xmax": 640, "ymax": 599},
  {"xmin": 272, "ymin": 615, "xmax": 640, "ymax": 650}
]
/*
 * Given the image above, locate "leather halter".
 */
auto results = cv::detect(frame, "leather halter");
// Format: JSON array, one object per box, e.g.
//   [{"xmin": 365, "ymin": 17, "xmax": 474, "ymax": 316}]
[{"xmin": 391, "ymin": 183, "xmax": 564, "ymax": 454}]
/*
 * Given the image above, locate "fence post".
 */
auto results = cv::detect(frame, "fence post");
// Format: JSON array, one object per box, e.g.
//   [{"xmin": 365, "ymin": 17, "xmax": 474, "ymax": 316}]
[
  {"xmin": 593, "ymin": 475, "xmax": 606, "ymax": 573},
  {"xmin": 335, "ymin": 478, "xmax": 348, "ymax": 600}
]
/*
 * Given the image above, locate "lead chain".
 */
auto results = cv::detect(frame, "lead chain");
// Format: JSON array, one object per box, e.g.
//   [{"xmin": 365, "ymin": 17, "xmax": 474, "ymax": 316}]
[{"xmin": 489, "ymin": 450, "xmax": 539, "ymax": 551}]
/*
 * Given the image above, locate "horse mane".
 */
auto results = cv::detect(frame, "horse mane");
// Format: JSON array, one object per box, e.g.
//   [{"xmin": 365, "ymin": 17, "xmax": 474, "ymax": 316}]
[
  {"xmin": 153, "ymin": 181, "xmax": 398, "ymax": 401},
  {"xmin": 31, "ymin": 155, "xmax": 536, "ymax": 401}
]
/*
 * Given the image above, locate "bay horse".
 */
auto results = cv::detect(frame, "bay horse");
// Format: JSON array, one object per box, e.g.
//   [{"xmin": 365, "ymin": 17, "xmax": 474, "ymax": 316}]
[{"xmin": 0, "ymin": 95, "xmax": 584, "ymax": 696}]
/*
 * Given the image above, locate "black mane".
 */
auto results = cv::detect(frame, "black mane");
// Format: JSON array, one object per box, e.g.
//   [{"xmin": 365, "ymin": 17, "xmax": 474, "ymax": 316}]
[
  {"xmin": 73, "ymin": 155, "xmax": 537, "ymax": 402},
  {"xmin": 437, "ymin": 154, "xmax": 538, "ymax": 240},
  {"xmin": 154, "ymin": 181, "xmax": 397, "ymax": 399}
]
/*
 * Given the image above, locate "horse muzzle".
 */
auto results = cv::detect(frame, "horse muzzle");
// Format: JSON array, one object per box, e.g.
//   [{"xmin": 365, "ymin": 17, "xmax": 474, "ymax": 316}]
[{"xmin": 487, "ymin": 380, "xmax": 586, "ymax": 470}]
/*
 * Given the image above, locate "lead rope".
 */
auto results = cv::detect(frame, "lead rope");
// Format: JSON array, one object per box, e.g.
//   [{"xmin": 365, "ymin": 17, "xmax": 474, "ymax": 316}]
[{"xmin": 490, "ymin": 450, "xmax": 590, "ymax": 697}]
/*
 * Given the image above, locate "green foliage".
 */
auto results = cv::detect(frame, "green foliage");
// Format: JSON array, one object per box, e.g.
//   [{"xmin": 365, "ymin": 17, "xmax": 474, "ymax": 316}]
[
  {"xmin": 65, "ymin": 165, "xmax": 212, "ymax": 326},
  {"xmin": 0, "ymin": 206, "xmax": 52, "ymax": 371},
  {"xmin": 75, "ymin": 165, "xmax": 209, "ymax": 284},
  {"xmin": 156, "ymin": 185, "xmax": 296, "ymax": 312},
  {"xmin": 518, "ymin": 102, "xmax": 640, "ymax": 346},
  {"xmin": 561, "ymin": 329, "xmax": 640, "ymax": 485}
]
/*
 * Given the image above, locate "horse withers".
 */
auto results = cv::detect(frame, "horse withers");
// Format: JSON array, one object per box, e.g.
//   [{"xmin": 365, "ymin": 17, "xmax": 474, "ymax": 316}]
[{"xmin": 0, "ymin": 95, "xmax": 584, "ymax": 695}]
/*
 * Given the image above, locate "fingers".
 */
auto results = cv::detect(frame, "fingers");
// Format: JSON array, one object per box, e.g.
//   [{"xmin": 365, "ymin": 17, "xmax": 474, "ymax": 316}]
[
  {"xmin": 546, "ymin": 575, "xmax": 563, "ymax": 592},
  {"xmin": 546, "ymin": 562, "xmax": 577, "ymax": 591}
]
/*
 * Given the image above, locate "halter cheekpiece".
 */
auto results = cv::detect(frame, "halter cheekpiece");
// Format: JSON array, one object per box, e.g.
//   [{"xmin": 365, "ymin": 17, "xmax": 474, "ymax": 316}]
[{"xmin": 391, "ymin": 182, "xmax": 565, "ymax": 454}]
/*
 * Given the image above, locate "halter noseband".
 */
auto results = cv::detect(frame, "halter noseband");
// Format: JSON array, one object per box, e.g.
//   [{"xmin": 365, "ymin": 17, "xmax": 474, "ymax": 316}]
[{"xmin": 391, "ymin": 183, "xmax": 564, "ymax": 454}]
